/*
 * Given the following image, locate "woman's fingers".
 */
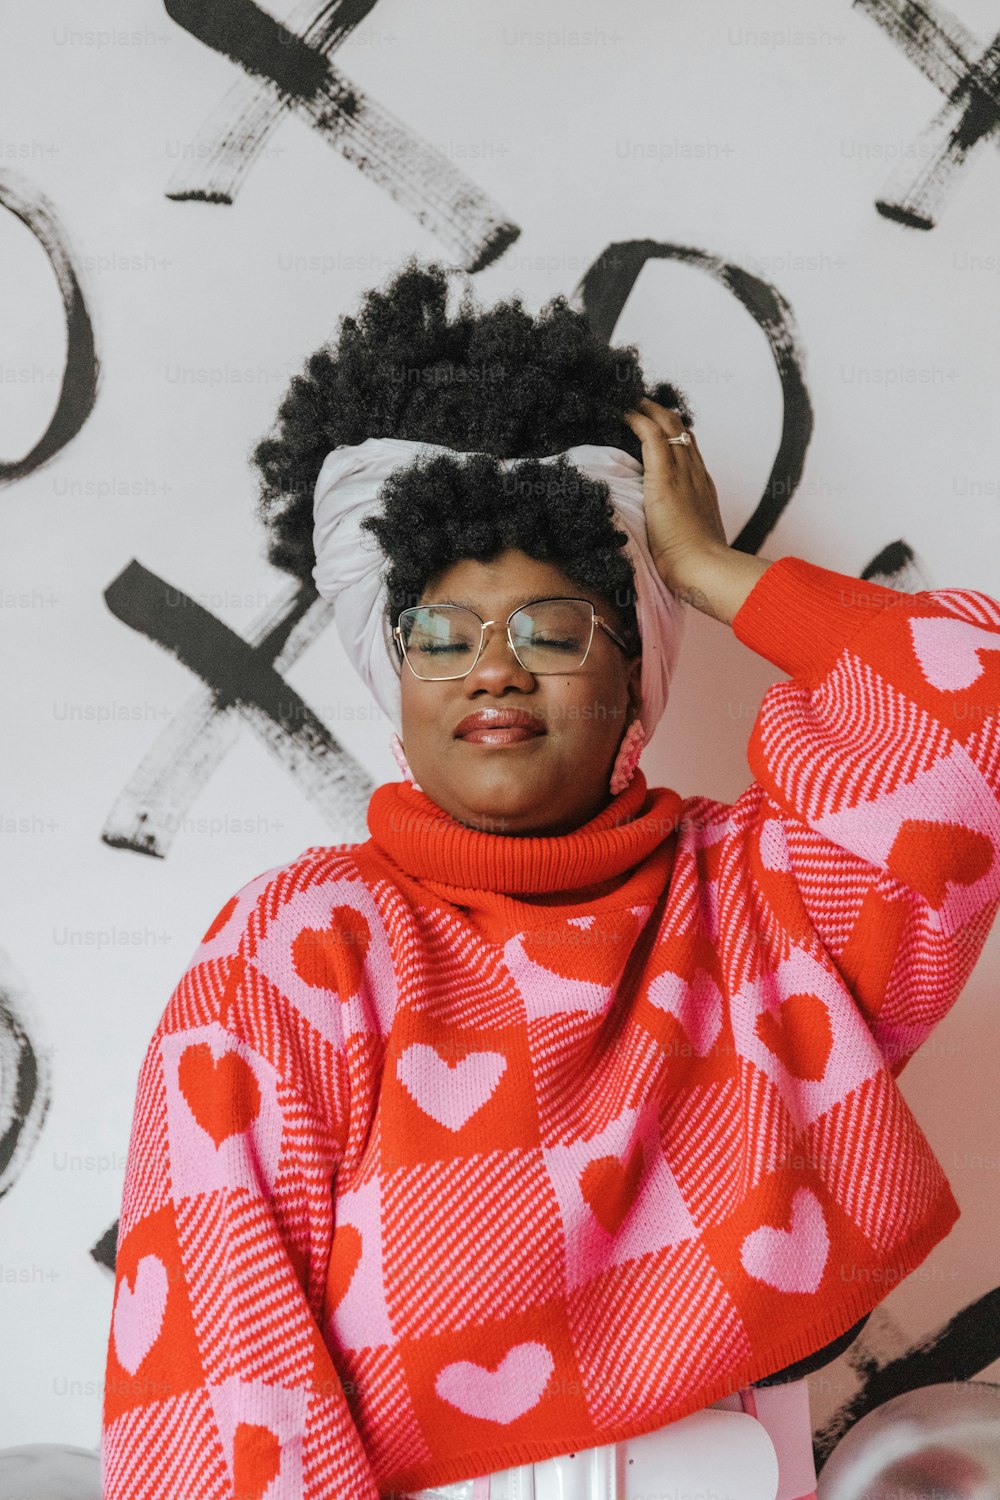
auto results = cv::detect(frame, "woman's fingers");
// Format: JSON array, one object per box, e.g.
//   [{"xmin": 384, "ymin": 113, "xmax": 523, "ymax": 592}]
[
  {"xmin": 626, "ymin": 398, "xmax": 693, "ymax": 447},
  {"xmin": 622, "ymin": 397, "xmax": 728, "ymax": 583},
  {"xmin": 623, "ymin": 406, "xmax": 677, "ymax": 487},
  {"xmin": 624, "ymin": 399, "xmax": 703, "ymax": 479}
]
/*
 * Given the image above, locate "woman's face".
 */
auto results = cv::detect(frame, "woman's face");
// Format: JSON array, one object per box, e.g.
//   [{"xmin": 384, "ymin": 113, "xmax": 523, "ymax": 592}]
[{"xmin": 397, "ymin": 548, "xmax": 643, "ymax": 836}]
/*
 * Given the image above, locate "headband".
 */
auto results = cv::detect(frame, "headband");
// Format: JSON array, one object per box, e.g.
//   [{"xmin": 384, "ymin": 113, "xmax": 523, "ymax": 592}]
[{"xmin": 311, "ymin": 437, "xmax": 685, "ymax": 739}]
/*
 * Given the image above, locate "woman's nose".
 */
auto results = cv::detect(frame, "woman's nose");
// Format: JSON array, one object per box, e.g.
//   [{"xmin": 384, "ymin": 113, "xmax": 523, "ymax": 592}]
[{"xmin": 465, "ymin": 624, "xmax": 534, "ymax": 688}]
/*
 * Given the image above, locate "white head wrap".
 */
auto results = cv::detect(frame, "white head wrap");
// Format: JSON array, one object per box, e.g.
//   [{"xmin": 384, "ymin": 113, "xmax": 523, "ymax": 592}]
[{"xmin": 311, "ymin": 437, "xmax": 685, "ymax": 739}]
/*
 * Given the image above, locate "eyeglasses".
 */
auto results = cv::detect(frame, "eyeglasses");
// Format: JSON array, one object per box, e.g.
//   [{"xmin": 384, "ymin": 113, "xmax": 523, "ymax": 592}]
[{"xmin": 393, "ymin": 597, "xmax": 633, "ymax": 681}]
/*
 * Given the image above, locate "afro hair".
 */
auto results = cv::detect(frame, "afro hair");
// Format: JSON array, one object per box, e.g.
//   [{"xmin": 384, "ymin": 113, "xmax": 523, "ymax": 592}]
[{"xmin": 250, "ymin": 254, "xmax": 694, "ymax": 648}]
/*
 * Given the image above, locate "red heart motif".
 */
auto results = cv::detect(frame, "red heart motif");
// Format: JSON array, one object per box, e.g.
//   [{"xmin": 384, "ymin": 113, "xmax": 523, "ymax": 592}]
[
  {"xmin": 202, "ymin": 895, "xmax": 238, "ymax": 943},
  {"xmin": 755, "ymin": 992, "xmax": 833, "ymax": 1082},
  {"xmin": 887, "ymin": 818, "xmax": 994, "ymax": 910},
  {"xmin": 580, "ymin": 1141, "xmax": 645, "ymax": 1234},
  {"xmin": 326, "ymin": 1224, "xmax": 363, "ymax": 1310},
  {"xmin": 232, "ymin": 1422, "xmax": 281, "ymax": 1500},
  {"xmin": 522, "ymin": 911, "xmax": 642, "ymax": 986},
  {"xmin": 291, "ymin": 906, "xmax": 372, "ymax": 990},
  {"xmin": 178, "ymin": 1044, "xmax": 262, "ymax": 1147}
]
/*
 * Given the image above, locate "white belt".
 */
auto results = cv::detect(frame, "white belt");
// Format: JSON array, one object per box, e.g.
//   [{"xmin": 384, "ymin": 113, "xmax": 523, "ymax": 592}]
[{"xmin": 405, "ymin": 1381, "xmax": 818, "ymax": 1500}]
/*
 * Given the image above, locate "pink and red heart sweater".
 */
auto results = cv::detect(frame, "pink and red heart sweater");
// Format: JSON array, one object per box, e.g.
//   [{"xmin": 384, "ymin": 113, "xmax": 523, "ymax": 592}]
[{"xmin": 102, "ymin": 555, "xmax": 1000, "ymax": 1499}]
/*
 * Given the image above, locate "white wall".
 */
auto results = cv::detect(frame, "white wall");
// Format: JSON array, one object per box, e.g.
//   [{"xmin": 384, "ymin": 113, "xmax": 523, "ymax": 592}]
[{"xmin": 3, "ymin": 0, "xmax": 999, "ymax": 1472}]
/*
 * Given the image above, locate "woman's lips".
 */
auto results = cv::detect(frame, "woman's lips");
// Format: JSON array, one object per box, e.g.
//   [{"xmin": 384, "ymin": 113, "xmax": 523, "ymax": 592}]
[
  {"xmin": 454, "ymin": 710, "xmax": 546, "ymax": 744},
  {"xmin": 458, "ymin": 726, "xmax": 544, "ymax": 745}
]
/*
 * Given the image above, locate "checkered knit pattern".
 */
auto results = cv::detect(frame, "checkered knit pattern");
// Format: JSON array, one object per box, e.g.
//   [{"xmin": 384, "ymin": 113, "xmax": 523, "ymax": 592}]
[{"xmin": 101, "ymin": 557, "xmax": 1000, "ymax": 1500}]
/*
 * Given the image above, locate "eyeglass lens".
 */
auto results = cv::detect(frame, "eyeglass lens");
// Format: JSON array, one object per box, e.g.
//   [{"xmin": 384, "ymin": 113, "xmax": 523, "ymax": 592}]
[{"xmin": 398, "ymin": 600, "xmax": 595, "ymax": 678}]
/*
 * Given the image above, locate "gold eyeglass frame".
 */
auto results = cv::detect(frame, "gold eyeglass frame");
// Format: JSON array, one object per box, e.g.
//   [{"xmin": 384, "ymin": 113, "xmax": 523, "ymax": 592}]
[{"xmin": 392, "ymin": 596, "xmax": 633, "ymax": 681}]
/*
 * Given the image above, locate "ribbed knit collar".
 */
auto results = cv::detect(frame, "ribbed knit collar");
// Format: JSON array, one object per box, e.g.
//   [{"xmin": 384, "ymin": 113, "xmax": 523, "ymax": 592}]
[{"xmin": 364, "ymin": 770, "xmax": 685, "ymax": 897}]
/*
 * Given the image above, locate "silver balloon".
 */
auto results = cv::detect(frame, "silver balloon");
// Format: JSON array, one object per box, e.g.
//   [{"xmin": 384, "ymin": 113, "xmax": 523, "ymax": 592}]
[
  {"xmin": 0, "ymin": 1444, "xmax": 101, "ymax": 1500},
  {"xmin": 818, "ymin": 1382, "xmax": 1000, "ymax": 1500}
]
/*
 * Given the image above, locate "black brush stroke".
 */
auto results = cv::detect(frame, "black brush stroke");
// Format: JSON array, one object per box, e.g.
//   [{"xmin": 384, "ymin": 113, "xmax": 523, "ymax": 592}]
[
  {"xmin": 578, "ymin": 240, "xmax": 812, "ymax": 556},
  {"xmin": 0, "ymin": 985, "xmax": 50, "ymax": 1198},
  {"xmin": 815, "ymin": 1286, "xmax": 1000, "ymax": 1469},
  {"xmin": 853, "ymin": 0, "xmax": 984, "ymax": 96},
  {"xmin": 163, "ymin": 0, "xmax": 518, "ymax": 269},
  {"xmin": 104, "ymin": 560, "xmax": 316, "ymax": 714},
  {"xmin": 101, "ymin": 577, "xmax": 334, "ymax": 858},
  {"xmin": 0, "ymin": 172, "xmax": 99, "ymax": 485},
  {"xmin": 166, "ymin": 0, "xmax": 333, "ymax": 94},
  {"xmin": 861, "ymin": 540, "xmax": 916, "ymax": 581},
  {"xmin": 91, "ymin": 1220, "xmax": 119, "ymax": 1274},
  {"xmin": 853, "ymin": 0, "xmax": 1000, "ymax": 228},
  {"xmin": 164, "ymin": 0, "xmax": 369, "ymax": 203},
  {"xmin": 102, "ymin": 561, "xmax": 373, "ymax": 853}
]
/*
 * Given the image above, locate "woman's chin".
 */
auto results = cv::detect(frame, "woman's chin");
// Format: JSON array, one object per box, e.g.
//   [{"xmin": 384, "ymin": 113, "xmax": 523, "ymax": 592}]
[
  {"xmin": 425, "ymin": 768, "xmax": 561, "ymax": 830},
  {"xmin": 451, "ymin": 772, "xmax": 614, "ymax": 836}
]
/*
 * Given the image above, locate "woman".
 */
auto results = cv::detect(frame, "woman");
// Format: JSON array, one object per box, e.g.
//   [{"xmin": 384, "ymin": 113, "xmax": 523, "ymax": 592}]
[{"xmin": 101, "ymin": 259, "xmax": 1000, "ymax": 1500}]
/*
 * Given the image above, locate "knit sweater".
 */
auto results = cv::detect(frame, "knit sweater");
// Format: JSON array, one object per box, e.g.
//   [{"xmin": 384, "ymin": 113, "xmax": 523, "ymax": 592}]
[{"xmin": 101, "ymin": 555, "xmax": 1000, "ymax": 1500}]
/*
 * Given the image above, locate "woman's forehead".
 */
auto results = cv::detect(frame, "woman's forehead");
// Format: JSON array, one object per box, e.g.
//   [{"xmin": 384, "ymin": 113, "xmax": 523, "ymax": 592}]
[
  {"xmin": 421, "ymin": 551, "xmax": 601, "ymax": 613},
  {"xmin": 424, "ymin": 591, "xmax": 591, "ymax": 616}
]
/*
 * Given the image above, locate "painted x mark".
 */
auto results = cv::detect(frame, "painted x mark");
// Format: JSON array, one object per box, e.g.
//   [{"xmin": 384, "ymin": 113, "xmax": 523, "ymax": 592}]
[
  {"xmin": 164, "ymin": 0, "xmax": 519, "ymax": 270},
  {"xmin": 101, "ymin": 562, "xmax": 374, "ymax": 857},
  {"xmin": 855, "ymin": 0, "xmax": 1000, "ymax": 228}
]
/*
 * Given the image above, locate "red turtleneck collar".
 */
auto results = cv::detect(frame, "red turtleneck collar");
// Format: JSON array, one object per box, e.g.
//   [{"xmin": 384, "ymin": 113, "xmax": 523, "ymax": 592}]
[{"xmin": 363, "ymin": 769, "xmax": 685, "ymax": 901}]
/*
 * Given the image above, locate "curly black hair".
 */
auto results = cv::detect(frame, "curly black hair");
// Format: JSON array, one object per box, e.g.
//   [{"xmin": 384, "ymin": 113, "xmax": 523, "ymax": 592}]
[{"xmin": 250, "ymin": 254, "xmax": 694, "ymax": 650}]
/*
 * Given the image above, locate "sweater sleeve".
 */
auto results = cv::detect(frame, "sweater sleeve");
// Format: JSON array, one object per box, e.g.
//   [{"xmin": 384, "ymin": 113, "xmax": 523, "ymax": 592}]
[
  {"xmin": 729, "ymin": 555, "xmax": 1000, "ymax": 1077},
  {"xmin": 100, "ymin": 873, "xmax": 381, "ymax": 1500}
]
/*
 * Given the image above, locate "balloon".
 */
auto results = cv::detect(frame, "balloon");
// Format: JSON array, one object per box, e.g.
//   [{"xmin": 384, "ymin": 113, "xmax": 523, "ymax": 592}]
[
  {"xmin": 818, "ymin": 1382, "xmax": 1000, "ymax": 1500},
  {"xmin": 0, "ymin": 1444, "xmax": 100, "ymax": 1500}
]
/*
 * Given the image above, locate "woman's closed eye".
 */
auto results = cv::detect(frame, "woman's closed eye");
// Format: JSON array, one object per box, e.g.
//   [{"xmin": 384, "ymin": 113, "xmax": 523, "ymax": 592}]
[{"xmin": 522, "ymin": 635, "xmax": 579, "ymax": 652}]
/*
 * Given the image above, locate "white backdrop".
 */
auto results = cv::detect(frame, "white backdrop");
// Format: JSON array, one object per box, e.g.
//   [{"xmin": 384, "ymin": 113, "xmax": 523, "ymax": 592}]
[{"xmin": 3, "ymin": 0, "xmax": 1000, "ymax": 1480}]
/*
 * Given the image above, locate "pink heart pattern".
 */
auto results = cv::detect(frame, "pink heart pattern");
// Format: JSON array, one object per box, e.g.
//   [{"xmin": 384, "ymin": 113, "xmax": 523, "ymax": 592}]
[
  {"xmin": 910, "ymin": 615, "xmax": 1000, "ymax": 691},
  {"xmin": 739, "ymin": 1189, "xmax": 829, "ymax": 1294},
  {"xmin": 435, "ymin": 1341, "xmax": 554, "ymax": 1423},
  {"xmin": 103, "ymin": 562, "xmax": 1000, "ymax": 1494},
  {"xmin": 113, "ymin": 1253, "xmax": 169, "ymax": 1374},
  {"xmin": 397, "ymin": 1043, "xmax": 507, "ymax": 1131}
]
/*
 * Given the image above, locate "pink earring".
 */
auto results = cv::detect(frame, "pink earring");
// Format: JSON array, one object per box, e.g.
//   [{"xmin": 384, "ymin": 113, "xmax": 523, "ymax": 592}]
[
  {"xmin": 610, "ymin": 717, "xmax": 646, "ymax": 795},
  {"xmin": 389, "ymin": 732, "xmax": 423, "ymax": 792}
]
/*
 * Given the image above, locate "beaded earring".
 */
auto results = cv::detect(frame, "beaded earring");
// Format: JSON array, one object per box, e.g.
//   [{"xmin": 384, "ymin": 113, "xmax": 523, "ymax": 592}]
[
  {"xmin": 609, "ymin": 717, "xmax": 646, "ymax": 796},
  {"xmin": 389, "ymin": 732, "xmax": 423, "ymax": 792}
]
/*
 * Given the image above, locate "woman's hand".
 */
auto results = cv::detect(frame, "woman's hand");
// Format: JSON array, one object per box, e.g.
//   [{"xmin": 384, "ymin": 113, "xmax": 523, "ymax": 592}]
[
  {"xmin": 623, "ymin": 397, "xmax": 772, "ymax": 624},
  {"xmin": 622, "ymin": 397, "xmax": 729, "ymax": 590}
]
